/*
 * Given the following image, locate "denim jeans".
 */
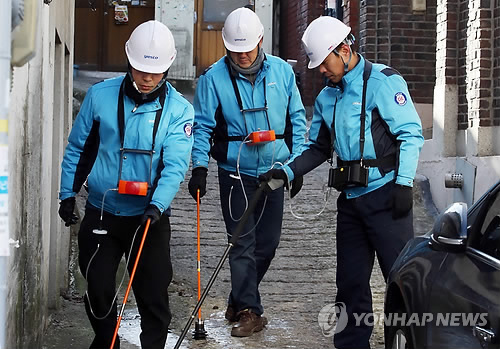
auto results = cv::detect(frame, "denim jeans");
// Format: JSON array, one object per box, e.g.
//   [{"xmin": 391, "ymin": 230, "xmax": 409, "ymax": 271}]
[{"xmin": 218, "ymin": 167, "xmax": 284, "ymax": 315}]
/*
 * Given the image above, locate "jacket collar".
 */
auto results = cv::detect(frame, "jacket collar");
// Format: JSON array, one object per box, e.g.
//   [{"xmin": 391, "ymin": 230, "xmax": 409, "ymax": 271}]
[{"xmin": 341, "ymin": 53, "xmax": 364, "ymax": 87}]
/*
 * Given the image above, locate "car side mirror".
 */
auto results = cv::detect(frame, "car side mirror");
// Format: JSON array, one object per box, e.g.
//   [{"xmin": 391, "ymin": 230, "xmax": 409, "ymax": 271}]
[{"xmin": 429, "ymin": 202, "xmax": 468, "ymax": 252}]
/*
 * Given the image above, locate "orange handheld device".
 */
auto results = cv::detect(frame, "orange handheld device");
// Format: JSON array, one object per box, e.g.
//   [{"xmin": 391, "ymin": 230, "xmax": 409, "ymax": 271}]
[
  {"xmin": 118, "ymin": 180, "xmax": 148, "ymax": 196},
  {"xmin": 247, "ymin": 130, "xmax": 276, "ymax": 145}
]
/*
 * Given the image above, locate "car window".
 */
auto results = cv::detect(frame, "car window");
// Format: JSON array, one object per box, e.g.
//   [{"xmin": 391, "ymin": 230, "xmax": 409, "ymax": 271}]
[{"xmin": 477, "ymin": 192, "xmax": 500, "ymax": 259}]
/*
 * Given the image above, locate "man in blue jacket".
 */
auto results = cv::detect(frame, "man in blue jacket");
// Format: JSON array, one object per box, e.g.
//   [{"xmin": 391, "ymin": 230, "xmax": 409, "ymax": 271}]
[
  {"xmin": 58, "ymin": 20, "xmax": 194, "ymax": 349},
  {"xmin": 188, "ymin": 7, "xmax": 307, "ymax": 338},
  {"xmin": 262, "ymin": 16, "xmax": 424, "ymax": 348}
]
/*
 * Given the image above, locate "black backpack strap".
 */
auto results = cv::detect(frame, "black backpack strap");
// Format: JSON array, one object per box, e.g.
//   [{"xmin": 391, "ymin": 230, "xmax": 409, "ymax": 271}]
[
  {"xmin": 360, "ymin": 59, "xmax": 372, "ymax": 162},
  {"xmin": 225, "ymin": 57, "xmax": 244, "ymax": 112},
  {"xmin": 329, "ymin": 98, "xmax": 338, "ymax": 164},
  {"xmin": 151, "ymin": 91, "xmax": 166, "ymax": 150},
  {"xmin": 118, "ymin": 79, "xmax": 126, "ymax": 148}
]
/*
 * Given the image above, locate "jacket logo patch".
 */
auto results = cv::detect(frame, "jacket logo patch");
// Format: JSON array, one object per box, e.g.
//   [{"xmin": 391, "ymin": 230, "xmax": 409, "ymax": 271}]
[
  {"xmin": 184, "ymin": 123, "xmax": 192, "ymax": 137},
  {"xmin": 395, "ymin": 92, "xmax": 407, "ymax": 106}
]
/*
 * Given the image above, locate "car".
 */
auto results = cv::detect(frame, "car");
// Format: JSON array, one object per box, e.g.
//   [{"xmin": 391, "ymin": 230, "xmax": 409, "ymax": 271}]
[{"xmin": 385, "ymin": 181, "xmax": 500, "ymax": 349}]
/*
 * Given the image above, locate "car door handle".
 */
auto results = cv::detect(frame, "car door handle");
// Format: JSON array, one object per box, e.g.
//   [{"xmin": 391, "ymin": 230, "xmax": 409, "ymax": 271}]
[{"xmin": 473, "ymin": 325, "xmax": 495, "ymax": 346}]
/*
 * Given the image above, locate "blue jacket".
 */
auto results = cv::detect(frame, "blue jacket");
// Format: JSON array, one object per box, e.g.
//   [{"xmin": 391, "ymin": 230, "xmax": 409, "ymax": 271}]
[
  {"xmin": 284, "ymin": 55, "xmax": 424, "ymax": 198},
  {"xmin": 60, "ymin": 76, "xmax": 194, "ymax": 216},
  {"xmin": 191, "ymin": 54, "xmax": 307, "ymax": 177}
]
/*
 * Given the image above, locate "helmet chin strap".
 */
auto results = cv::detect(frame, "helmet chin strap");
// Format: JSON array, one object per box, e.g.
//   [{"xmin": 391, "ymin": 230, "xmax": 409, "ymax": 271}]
[
  {"xmin": 339, "ymin": 47, "xmax": 353, "ymax": 74},
  {"xmin": 334, "ymin": 36, "xmax": 355, "ymax": 74}
]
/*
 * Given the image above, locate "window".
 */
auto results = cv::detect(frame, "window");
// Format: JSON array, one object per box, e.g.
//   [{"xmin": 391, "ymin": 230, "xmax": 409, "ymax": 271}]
[
  {"xmin": 478, "ymin": 193, "xmax": 500, "ymax": 259},
  {"xmin": 203, "ymin": 0, "xmax": 250, "ymax": 23}
]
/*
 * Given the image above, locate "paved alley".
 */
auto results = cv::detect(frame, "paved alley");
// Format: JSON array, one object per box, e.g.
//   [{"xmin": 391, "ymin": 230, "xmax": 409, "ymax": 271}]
[{"xmin": 41, "ymin": 73, "xmax": 436, "ymax": 349}]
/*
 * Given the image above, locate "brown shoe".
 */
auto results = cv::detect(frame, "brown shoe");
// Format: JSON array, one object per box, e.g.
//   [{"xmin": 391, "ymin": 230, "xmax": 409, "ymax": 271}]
[
  {"xmin": 230, "ymin": 309, "xmax": 267, "ymax": 337},
  {"xmin": 225, "ymin": 305, "xmax": 238, "ymax": 322}
]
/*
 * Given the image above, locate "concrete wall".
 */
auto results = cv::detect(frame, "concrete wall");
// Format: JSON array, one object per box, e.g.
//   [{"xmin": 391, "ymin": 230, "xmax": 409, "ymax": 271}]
[
  {"xmin": 157, "ymin": 1, "xmax": 196, "ymax": 80},
  {"xmin": 255, "ymin": 0, "xmax": 274, "ymax": 54},
  {"xmin": 419, "ymin": 0, "xmax": 500, "ymax": 212},
  {"xmin": 7, "ymin": 1, "xmax": 74, "ymax": 348}
]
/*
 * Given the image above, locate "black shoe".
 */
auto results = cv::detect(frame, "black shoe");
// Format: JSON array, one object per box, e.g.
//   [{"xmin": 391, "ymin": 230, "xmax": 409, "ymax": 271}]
[{"xmin": 231, "ymin": 309, "xmax": 267, "ymax": 337}]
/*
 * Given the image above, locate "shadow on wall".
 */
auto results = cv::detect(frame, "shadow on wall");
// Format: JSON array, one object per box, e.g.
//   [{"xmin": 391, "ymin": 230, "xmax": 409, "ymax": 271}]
[{"xmin": 415, "ymin": 102, "xmax": 433, "ymax": 140}]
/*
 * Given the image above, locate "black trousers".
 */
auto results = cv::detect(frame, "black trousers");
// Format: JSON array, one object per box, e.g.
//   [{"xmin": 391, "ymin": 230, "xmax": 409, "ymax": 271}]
[
  {"xmin": 78, "ymin": 204, "xmax": 172, "ymax": 349},
  {"xmin": 333, "ymin": 181, "xmax": 414, "ymax": 349},
  {"xmin": 218, "ymin": 167, "xmax": 284, "ymax": 315}
]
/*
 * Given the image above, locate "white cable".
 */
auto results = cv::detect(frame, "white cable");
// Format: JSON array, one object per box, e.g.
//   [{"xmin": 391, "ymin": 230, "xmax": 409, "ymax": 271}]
[
  {"xmin": 99, "ymin": 188, "xmax": 118, "ymax": 226},
  {"xmin": 288, "ymin": 183, "xmax": 333, "ymax": 220},
  {"xmin": 227, "ymin": 137, "xmax": 277, "ymax": 238},
  {"xmin": 229, "ymin": 135, "xmax": 251, "ymax": 222},
  {"xmin": 226, "ymin": 195, "xmax": 268, "ymax": 240},
  {"xmin": 85, "ymin": 218, "xmax": 142, "ymax": 319}
]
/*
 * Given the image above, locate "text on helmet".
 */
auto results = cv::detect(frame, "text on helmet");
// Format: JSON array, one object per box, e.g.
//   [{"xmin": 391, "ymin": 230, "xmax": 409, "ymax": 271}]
[{"xmin": 144, "ymin": 55, "xmax": 159, "ymax": 60}]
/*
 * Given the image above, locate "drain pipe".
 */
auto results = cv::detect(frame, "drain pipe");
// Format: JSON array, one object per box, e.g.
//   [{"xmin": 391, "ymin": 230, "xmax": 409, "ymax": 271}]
[{"xmin": 0, "ymin": 0, "xmax": 12, "ymax": 348}]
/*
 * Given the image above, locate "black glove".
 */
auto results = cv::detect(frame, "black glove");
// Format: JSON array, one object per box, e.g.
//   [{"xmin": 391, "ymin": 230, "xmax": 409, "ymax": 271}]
[
  {"xmin": 290, "ymin": 175, "xmax": 303, "ymax": 199},
  {"xmin": 259, "ymin": 168, "xmax": 288, "ymax": 185},
  {"xmin": 141, "ymin": 204, "xmax": 162, "ymax": 226},
  {"xmin": 259, "ymin": 168, "xmax": 297, "ymax": 194},
  {"xmin": 58, "ymin": 197, "xmax": 78, "ymax": 227},
  {"xmin": 188, "ymin": 167, "xmax": 208, "ymax": 201},
  {"xmin": 391, "ymin": 184, "xmax": 413, "ymax": 219}
]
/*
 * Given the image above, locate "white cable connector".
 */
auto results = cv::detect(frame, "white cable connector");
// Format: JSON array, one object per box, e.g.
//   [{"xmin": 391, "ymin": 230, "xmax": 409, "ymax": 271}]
[{"xmin": 9, "ymin": 239, "xmax": 20, "ymax": 248}]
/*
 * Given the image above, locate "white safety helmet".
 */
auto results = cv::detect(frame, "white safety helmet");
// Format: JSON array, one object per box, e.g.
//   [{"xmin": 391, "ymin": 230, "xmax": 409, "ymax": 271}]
[
  {"xmin": 222, "ymin": 7, "xmax": 264, "ymax": 53},
  {"xmin": 125, "ymin": 20, "xmax": 177, "ymax": 74},
  {"xmin": 301, "ymin": 16, "xmax": 351, "ymax": 69}
]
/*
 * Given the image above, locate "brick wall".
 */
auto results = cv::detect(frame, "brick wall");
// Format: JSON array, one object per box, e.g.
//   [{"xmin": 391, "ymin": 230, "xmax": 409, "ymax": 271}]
[
  {"xmin": 493, "ymin": 0, "xmax": 500, "ymax": 121},
  {"xmin": 432, "ymin": 0, "xmax": 498, "ymax": 131},
  {"xmin": 457, "ymin": 0, "xmax": 469, "ymax": 129},
  {"xmin": 344, "ymin": 0, "xmax": 360, "ymax": 51},
  {"xmin": 279, "ymin": 1, "xmax": 324, "ymax": 107},
  {"xmin": 435, "ymin": 0, "xmax": 458, "ymax": 87},
  {"xmin": 358, "ymin": 0, "xmax": 437, "ymax": 104},
  {"xmin": 278, "ymin": 0, "xmax": 442, "ymax": 108},
  {"xmin": 466, "ymin": 0, "xmax": 496, "ymax": 128}
]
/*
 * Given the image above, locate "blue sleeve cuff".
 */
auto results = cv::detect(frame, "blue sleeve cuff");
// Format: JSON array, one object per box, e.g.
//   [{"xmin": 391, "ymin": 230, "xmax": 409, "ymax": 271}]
[
  {"xmin": 59, "ymin": 192, "xmax": 76, "ymax": 200},
  {"xmin": 150, "ymin": 201, "xmax": 166, "ymax": 213},
  {"xmin": 283, "ymin": 165, "xmax": 295, "ymax": 181},
  {"xmin": 396, "ymin": 176, "xmax": 413, "ymax": 187}
]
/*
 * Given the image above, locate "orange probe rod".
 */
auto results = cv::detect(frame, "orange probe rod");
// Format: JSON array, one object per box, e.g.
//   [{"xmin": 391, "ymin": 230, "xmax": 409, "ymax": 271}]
[
  {"xmin": 197, "ymin": 190, "xmax": 202, "ymax": 320},
  {"xmin": 110, "ymin": 218, "xmax": 151, "ymax": 349}
]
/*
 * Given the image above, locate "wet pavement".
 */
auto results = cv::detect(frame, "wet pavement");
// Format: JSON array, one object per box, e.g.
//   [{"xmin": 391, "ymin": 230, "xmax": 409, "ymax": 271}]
[{"xmin": 42, "ymin": 73, "xmax": 437, "ymax": 349}]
